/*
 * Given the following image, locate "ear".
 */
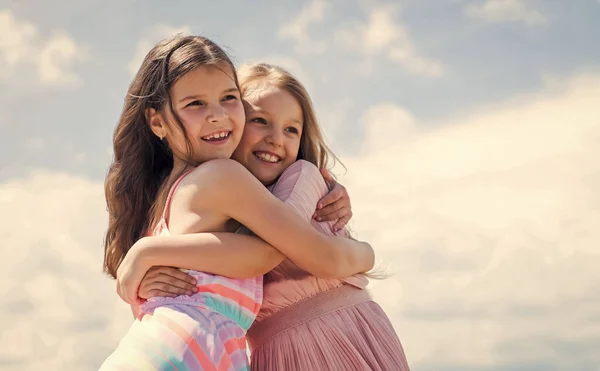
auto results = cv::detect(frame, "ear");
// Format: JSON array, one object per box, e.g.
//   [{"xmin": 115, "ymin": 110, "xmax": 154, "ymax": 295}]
[{"xmin": 146, "ymin": 108, "xmax": 167, "ymax": 139}]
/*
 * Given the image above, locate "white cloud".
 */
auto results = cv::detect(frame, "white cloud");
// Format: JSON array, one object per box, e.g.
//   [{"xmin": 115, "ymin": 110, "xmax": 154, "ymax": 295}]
[
  {"xmin": 278, "ymin": 0, "xmax": 327, "ymax": 55},
  {"xmin": 338, "ymin": 70, "xmax": 600, "ymax": 368},
  {"xmin": 37, "ymin": 33, "xmax": 84, "ymax": 86},
  {"xmin": 0, "ymin": 10, "xmax": 84, "ymax": 86},
  {"xmin": 0, "ymin": 170, "xmax": 132, "ymax": 370},
  {"xmin": 3, "ymin": 65, "xmax": 599, "ymax": 368},
  {"xmin": 334, "ymin": 6, "xmax": 443, "ymax": 77},
  {"xmin": 0, "ymin": 10, "xmax": 36, "ymax": 73},
  {"xmin": 128, "ymin": 24, "xmax": 192, "ymax": 76},
  {"xmin": 466, "ymin": 0, "xmax": 547, "ymax": 25}
]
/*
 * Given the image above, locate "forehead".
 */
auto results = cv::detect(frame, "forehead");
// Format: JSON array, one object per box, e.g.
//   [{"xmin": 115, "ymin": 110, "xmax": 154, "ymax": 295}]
[
  {"xmin": 171, "ymin": 64, "xmax": 237, "ymax": 97},
  {"xmin": 244, "ymin": 86, "xmax": 302, "ymax": 118}
]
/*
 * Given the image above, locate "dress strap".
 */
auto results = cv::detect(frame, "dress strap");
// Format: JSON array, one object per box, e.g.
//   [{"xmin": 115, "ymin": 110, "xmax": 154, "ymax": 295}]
[{"xmin": 161, "ymin": 168, "xmax": 195, "ymax": 226}]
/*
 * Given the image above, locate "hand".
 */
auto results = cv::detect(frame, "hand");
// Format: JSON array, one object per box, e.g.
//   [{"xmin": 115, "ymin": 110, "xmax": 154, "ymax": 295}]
[
  {"xmin": 138, "ymin": 266, "xmax": 198, "ymax": 299},
  {"xmin": 314, "ymin": 168, "xmax": 353, "ymax": 232},
  {"xmin": 116, "ymin": 239, "xmax": 152, "ymax": 304}
]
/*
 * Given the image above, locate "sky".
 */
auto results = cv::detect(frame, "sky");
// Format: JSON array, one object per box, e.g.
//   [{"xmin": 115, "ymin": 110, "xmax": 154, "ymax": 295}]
[{"xmin": 0, "ymin": 0, "xmax": 599, "ymax": 370}]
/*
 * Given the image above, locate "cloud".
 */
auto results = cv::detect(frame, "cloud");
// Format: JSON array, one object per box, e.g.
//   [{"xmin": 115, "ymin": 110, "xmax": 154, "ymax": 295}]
[
  {"xmin": 128, "ymin": 24, "xmax": 192, "ymax": 76},
  {"xmin": 2, "ymin": 59, "xmax": 599, "ymax": 368},
  {"xmin": 0, "ymin": 10, "xmax": 85, "ymax": 86},
  {"xmin": 278, "ymin": 0, "xmax": 327, "ymax": 55},
  {"xmin": 334, "ymin": 5, "xmax": 443, "ymax": 77},
  {"xmin": 465, "ymin": 0, "xmax": 547, "ymax": 25},
  {"xmin": 0, "ymin": 170, "xmax": 132, "ymax": 370},
  {"xmin": 339, "ymin": 69, "xmax": 600, "ymax": 368}
]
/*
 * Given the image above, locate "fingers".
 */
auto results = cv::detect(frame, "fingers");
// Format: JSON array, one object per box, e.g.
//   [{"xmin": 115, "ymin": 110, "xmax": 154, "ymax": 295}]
[
  {"xmin": 314, "ymin": 202, "xmax": 347, "ymax": 221},
  {"xmin": 318, "ymin": 206, "xmax": 351, "ymax": 225},
  {"xmin": 316, "ymin": 186, "xmax": 344, "ymax": 211},
  {"xmin": 146, "ymin": 266, "xmax": 197, "ymax": 286},
  {"xmin": 332, "ymin": 213, "xmax": 352, "ymax": 232},
  {"xmin": 319, "ymin": 168, "xmax": 336, "ymax": 189},
  {"xmin": 139, "ymin": 272, "xmax": 198, "ymax": 299}
]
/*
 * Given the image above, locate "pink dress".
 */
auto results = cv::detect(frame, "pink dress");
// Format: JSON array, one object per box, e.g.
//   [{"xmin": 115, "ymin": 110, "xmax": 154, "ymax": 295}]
[{"xmin": 247, "ymin": 160, "xmax": 410, "ymax": 371}]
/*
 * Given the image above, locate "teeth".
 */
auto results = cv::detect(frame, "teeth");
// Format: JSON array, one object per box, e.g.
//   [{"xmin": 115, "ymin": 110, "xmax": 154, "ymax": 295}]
[
  {"xmin": 202, "ymin": 131, "xmax": 229, "ymax": 140},
  {"xmin": 256, "ymin": 152, "xmax": 280, "ymax": 163}
]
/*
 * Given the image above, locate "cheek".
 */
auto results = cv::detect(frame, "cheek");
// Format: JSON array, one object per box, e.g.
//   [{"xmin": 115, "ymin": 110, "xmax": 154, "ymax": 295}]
[
  {"xmin": 177, "ymin": 112, "xmax": 205, "ymax": 135},
  {"xmin": 232, "ymin": 129, "xmax": 255, "ymax": 158},
  {"xmin": 230, "ymin": 103, "xmax": 246, "ymax": 129},
  {"xmin": 240, "ymin": 126, "xmax": 264, "ymax": 146},
  {"xmin": 287, "ymin": 139, "xmax": 301, "ymax": 160}
]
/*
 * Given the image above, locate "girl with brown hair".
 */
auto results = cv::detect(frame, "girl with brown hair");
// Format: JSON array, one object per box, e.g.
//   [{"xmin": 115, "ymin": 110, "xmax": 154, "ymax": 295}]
[
  {"xmin": 128, "ymin": 63, "xmax": 411, "ymax": 370},
  {"xmin": 100, "ymin": 35, "xmax": 374, "ymax": 370}
]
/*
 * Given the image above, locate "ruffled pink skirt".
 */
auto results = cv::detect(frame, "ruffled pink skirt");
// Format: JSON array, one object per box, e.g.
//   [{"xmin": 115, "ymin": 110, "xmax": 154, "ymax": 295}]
[{"xmin": 247, "ymin": 285, "xmax": 410, "ymax": 371}]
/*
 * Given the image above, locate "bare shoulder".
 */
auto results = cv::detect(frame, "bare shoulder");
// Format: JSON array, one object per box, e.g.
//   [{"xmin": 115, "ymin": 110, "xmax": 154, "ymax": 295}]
[
  {"xmin": 184, "ymin": 159, "xmax": 248, "ymax": 186},
  {"xmin": 194, "ymin": 158, "xmax": 247, "ymax": 176},
  {"xmin": 181, "ymin": 159, "xmax": 260, "ymax": 202}
]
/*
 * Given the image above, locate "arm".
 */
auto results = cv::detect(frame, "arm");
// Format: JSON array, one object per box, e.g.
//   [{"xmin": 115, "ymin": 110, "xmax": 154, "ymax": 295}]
[
  {"xmin": 136, "ymin": 161, "xmax": 352, "ymax": 280},
  {"xmin": 116, "ymin": 232, "xmax": 283, "ymax": 304},
  {"xmin": 314, "ymin": 167, "xmax": 353, "ymax": 232},
  {"xmin": 117, "ymin": 160, "xmax": 364, "ymax": 303},
  {"xmin": 143, "ymin": 159, "xmax": 374, "ymax": 279},
  {"xmin": 135, "ymin": 232, "xmax": 283, "ymax": 278}
]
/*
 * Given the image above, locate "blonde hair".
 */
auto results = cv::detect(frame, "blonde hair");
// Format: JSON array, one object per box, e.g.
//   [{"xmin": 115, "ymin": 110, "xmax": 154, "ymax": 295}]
[
  {"xmin": 237, "ymin": 63, "xmax": 343, "ymax": 173},
  {"xmin": 237, "ymin": 63, "xmax": 390, "ymax": 280}
]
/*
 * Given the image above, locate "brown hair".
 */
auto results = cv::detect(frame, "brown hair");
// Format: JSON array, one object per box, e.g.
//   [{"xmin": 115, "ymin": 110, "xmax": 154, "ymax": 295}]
[
  {"xmin": 103, "ymin": 35, "xmax": 239, "ymax": 278},
  {"xmin": 237, "ymin": 63, "xmax": 343, "ymax": 172}
]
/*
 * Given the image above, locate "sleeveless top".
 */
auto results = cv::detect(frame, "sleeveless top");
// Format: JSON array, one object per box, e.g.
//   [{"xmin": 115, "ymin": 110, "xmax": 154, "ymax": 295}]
[{"xmin": 138, "ymin": 169, "xmax": 263, "ymax": 332}]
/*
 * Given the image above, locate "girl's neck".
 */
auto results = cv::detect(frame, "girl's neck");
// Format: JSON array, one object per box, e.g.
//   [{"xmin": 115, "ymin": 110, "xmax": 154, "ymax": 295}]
[{"xmin": 171, "ymin": 157, "xmax": 195, "ymax": 177}]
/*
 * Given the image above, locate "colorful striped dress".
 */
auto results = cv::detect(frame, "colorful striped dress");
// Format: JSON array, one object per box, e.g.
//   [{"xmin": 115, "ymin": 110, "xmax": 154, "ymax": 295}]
[{"xmin": 99, "ymin": 170, "xmax": 262, "ymax": 371}]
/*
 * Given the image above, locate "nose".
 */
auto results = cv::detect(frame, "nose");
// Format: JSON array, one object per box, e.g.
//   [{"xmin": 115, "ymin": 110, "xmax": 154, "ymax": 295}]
[
  {"xmin": 207, "ymin": 103, "xmax": 227, "ymax": 123},
  {"xmin": 265, "ymin": 126, "xmax": 284, "ymax": 147}
]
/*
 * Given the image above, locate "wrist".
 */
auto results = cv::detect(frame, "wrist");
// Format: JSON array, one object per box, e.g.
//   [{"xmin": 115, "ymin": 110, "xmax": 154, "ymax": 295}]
[{"xmin": 132, "ymin": 237, "xmax": 156, "ymax": 269}]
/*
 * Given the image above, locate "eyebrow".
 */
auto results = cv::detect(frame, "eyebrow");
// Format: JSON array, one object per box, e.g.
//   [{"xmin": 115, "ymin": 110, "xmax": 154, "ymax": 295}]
[
  {"xmin": 179, "ymin": 88, "xmax": 239, "ymax": 103},
  {"xmin": 248, "ymin": 108, "xmax": 303, "ymax": 125}
]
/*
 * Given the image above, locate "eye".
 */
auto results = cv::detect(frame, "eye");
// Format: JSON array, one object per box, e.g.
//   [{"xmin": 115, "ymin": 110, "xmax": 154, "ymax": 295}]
[
  {"xmin": 222, "ymin": 94, "xmax": 238, "ymax": 102},
  {"xmin": 185, "ymin": 100, "xmax": 203, "ymax": 107},
  {"xmin": 250, "ymin": 117, "xmax": 267, "ymax": 124},
  {"xmin": 286, "ymin": 127, "xmax": 300, "ymax": 134}
]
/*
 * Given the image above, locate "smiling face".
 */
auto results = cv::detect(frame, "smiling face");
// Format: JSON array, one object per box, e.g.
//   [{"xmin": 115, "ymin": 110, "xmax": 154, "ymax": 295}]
[
  {"xmin": 231, "ymin": 85, "xmax": 303, "ymax": 185},
  {"xmin": 148, "ymin": 64, "xmax": 246, "ymax": 166}
]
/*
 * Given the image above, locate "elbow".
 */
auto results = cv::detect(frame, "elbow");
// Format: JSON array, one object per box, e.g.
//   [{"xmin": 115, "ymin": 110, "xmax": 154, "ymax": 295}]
[
  {"xmin": 319, "ymin": 241, "xmax": 375, "ymax": 279},
  {"xmin": 363, "ymin": 242, "xmax": 376, "ymax": 272}
]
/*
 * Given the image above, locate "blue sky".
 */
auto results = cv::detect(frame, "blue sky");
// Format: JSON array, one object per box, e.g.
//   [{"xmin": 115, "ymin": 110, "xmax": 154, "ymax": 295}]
[
  {"xmin": 1, "ymin": 1, "xmax": 599, "ymax": 370},
  {"xmin": 2, "ymin": 0, "xmax": 599, "ymax": 178}
]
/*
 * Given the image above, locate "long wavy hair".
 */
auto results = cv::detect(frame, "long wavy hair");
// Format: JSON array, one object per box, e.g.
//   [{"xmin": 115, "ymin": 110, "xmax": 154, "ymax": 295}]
[
  {"xmin": 103, "ymin": 35, "xmax": 239, "ymax": 278},
  {"xmin": 237, "ymin": 63, "xmax": 389, "ymax": 279}
]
